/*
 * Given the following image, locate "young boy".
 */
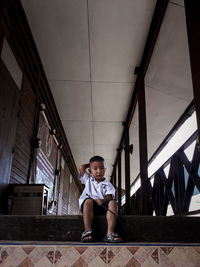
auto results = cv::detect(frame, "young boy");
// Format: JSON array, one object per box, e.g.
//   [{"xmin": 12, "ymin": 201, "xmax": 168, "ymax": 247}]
[{"xmin": 79, "ymin": 155, "xmax": 122, "ymax": 243}]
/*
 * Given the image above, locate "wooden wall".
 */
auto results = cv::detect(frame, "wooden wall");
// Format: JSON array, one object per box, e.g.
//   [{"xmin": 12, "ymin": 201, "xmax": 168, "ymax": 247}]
[
  {"xmin": 0, "ymin": 1, "xmax": 82, "ymax": 215},
  {"xmin": 10, "ymin": 75, "xmax": 36, "ymax": 185},
  {"xmin": 60, "ymin": 157, "xmax": 70, "ymax": 215},
  {"xmin": 0, "ymin": 59, "xmax": 20, "ymax": 213},
  {"xmin": 68, "ymin": 177, "xmax": 81, "ymax": 215}
]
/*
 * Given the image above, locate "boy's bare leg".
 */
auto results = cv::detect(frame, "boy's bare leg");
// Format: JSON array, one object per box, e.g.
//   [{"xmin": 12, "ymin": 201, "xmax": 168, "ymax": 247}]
[
  {"xmin": 106, "ymin": 200, "xmax": 117, "ymax": 236},
  {"xmin": 83, "ymin": 199, "xmax": 94, "ymax": 240}
]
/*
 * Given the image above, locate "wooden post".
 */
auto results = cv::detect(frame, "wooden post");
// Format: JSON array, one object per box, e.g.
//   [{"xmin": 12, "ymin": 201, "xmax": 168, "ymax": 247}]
[
  {"xmin": 173, "ymin": 155, "xmax": 185, "ymax": 215},
  {"xmin": 27, "ymin": 101, "xmax": 40, "ymax": 184},
  {"xmin": 110, "ymin": 175, "xmax": 113, "ymax": 185},
  {"xmin": 118, "ymin": 153, "xmax": 122, "ymax": 214},
  {"xmin": 0, "ymin": 20, "xmax": 4, "ymax": 54},
  {"xmin": 184, "ymin": 0, "xmax": 200, "ymax": 143},
  {"xmin": 152, "ymin": 172, "xmax": 165, "ymax": 216},
  {"xmin": 138, "ymin": 74, "xmax": 150, "ymax": 215},
  {"xmin": 113, "ymin": 166, "xmax": 116, "ymax": 189},
  {"xmin": 124, "ymin": 127, "xmax": 130, "ymax": 214}
]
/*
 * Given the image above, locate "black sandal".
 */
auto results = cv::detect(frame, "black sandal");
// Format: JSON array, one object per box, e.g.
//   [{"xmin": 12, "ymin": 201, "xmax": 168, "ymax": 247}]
[
  {"xmin": 81, "ymin": 230, "xmax": 93, "ymax": 242},
  {"xmin": 103, "ymin": 232, "xmax": 122, "ymax": 243}
]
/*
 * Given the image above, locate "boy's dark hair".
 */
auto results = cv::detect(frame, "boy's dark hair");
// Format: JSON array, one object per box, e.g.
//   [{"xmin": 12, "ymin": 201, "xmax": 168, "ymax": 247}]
[{"xmin": 89, "ymin": 155, "xmax": 104, "ymax": 163}]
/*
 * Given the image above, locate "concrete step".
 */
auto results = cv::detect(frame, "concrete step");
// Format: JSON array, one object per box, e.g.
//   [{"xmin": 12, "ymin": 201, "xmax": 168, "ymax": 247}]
[{"xmin": 0, "ymin": 215, "xmax": 200, "ymax": 243}]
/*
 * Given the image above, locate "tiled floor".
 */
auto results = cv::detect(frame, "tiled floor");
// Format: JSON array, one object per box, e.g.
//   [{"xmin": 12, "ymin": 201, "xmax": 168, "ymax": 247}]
[{"xmin": 0, "ymin": 243, "xmax": 200, "ymax": 266}]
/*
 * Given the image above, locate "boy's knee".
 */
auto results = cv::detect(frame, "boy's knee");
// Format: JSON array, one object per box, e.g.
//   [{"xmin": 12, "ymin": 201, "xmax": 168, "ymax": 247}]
[
  {"xmin": 108, "ymin": 199, "xmax": 117, "ymax": 208},
  {"xmin": 82, "ymin": 199, "xmax": 94, "ymax": 213},
  {"xmin": 84, "ymin": 198, "xmax": 93, "ymax": 207}
]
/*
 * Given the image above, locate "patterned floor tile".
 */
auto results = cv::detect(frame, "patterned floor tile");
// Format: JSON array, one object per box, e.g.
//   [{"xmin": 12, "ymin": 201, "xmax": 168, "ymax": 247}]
[
  {"xmin": 25, "ymin": 246, "xmax": 54, "ymax": 266},
  {"xmin": 54, "ymin": 246, "xmax": 107, "ymax": 267},
  {"xmin": 151, "ymin": 248, "xmax": 159, "ymax": 264},
  {"xmin": 195, "ymin": 248, "xmax": 200, "ymax": 255},
  {"xmin": 125, "ymin": 256, "xmax": 141, "ymax": 267},
  {"xmin": 144, "ymin": 247, "xmax": 158, "ymax": 256},
  {"xmin": 80, "ymin": 247, "xmax": 99, "ymax": 265},
  {"xmin": 127, "ymin": 247, "xmax": 140, "ymax": 255},
  {"xmin": 141, "ymin": 256, "xmax": 159, "ymax": 267},
  {"xmin": 127, "ymin": 247, "xmax": 160, "ymax": 266},
  {"xmin": 99, "ymin": 248, "xmax": 107, "ymax": 264},
  {"xmin": 108, "ymin": 248, "xmax": 115, "ymax": 263},
  {"xmin": 75, "ymin": 247, "xmax": 88, "ymax": 255},
  {"xmin": 160, "ymin": 247, "xmax": 174, "ymax": 256},
  {"xmin": 34, "ymin": 255, "xmax": 55, "ymax": 267},
  {"xmin": 1, "ymin": 244, "xmax": 200, "ymax": 267},
  {"xmin": 54, "ymin": 249, "xmax": 63, "ymax": 264},
  {"xmin": 18, "ymin": 257, "xmax": 34, "ymax": 267},
  {"xmin": 22, "ymin": 247, "xmax": 35, "ymax": 255},
  {"xmin": 134, "ymin": 247, "xmax": 151, "ymax": 264},
  {"xmin": 81, "ymin": 246, "xmax": 107, "ymax": 266},
  {"xmin": 0, "ymin": 249, "xmax": 9, "ymax": 264},
  {"xmin": 55, "ymin": 247, "xmax": 80, "ymax": 266},
  {"xmin": 71, "ymin": 256, "xmax": 88, "ymax": 267},
  {"xmin": 169, "ymin": 247, "xmax": 200, "ymax": 267},
  {"xmin": 0, "ymin": 247, "xmax": 27, "ymax": 266},
  {"xmin": 0, "ymin": 246, "xmax": 54, "ymax": 267},
  {"xmin": 107, "ymin": 246, "xmax": 133, "ymax": 267},
  {"xmin": 159, "ymin": 248, "xmax": 176, "ymax": 267}
]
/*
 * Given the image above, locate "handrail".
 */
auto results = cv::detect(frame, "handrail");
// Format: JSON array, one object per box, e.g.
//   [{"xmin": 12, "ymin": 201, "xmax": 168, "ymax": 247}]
[
  {"xmin": 129, "ymin": 130, "xmax": 197, "ymax": 193},
  {"xmin": 121, "ymin": 131, "xmax": 199, "ymax": 216}
]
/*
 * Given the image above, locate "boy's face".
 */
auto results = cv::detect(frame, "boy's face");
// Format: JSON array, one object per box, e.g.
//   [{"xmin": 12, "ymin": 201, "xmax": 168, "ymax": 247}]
[{"xmin": 89, "ymin": 161, "xmax": 105, "ymax": 181}]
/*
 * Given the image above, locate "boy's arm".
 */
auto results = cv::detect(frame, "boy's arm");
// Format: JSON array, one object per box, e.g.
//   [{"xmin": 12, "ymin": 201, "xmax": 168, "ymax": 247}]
[
  {"xmin": 102, "ymin": 194, "xmax": 112, "ymax": 203},
  {"xmin": 79, "ymin": 163, "xmax": 90, "ymax": 177},
  {"xmin": 95, "ymin": 194, "xmax": 112, "ymax": 206}
]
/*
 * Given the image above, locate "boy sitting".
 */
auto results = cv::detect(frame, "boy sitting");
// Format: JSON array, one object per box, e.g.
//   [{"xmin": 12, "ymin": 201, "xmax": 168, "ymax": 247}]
[{"xmin": 79, "ymin": 155, "xmax": 122, "ymax": 243}]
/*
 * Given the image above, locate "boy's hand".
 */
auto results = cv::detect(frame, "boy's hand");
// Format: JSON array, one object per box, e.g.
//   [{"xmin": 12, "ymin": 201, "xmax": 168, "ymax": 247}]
[
  {"xmin": 95, "ymin": 199, "xmax": 103, "ymax": 206},
  {"xmin": 79, "ymin": 163, "xmax": 90, "ymax": 176}
]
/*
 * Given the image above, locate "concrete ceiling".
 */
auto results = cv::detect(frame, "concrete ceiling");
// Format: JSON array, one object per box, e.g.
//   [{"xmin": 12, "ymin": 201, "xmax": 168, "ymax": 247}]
[{"xmin": 21, "ymin": 0, "xmax": 193, "ymax": 188}]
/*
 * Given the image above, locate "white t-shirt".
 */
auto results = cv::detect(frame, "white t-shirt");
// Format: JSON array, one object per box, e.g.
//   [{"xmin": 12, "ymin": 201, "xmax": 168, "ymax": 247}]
[{"xmin": 78, "ymin": 172, "xmax": 115, "ymax": 208}]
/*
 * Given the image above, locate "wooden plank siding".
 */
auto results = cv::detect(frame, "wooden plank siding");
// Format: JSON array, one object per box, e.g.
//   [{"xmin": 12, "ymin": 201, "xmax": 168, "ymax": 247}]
[
  {"xmin": 0, "ymin": 0, "xmax": 82, "ymax": 215},
  {"xmin": 10, "ymin": 75, "xmax": 36, "ymax": 185},
  {"xmin": 0, "ymin": 59, "xmax": 20, "ymax": 213},
  {"xmin": 69, "ymin": 180, "xmax": 80, "ymax": 215},
  {"xmin": 61, "ymin": 161, "xmax": 70, "ymax": 215},
  {"xmin": 0, "ymin": 0, "xmax": 81, "ymax": 195},
  {"xmin": 52, "ymin": 182, "xmax": 59, "ymax": 215}
]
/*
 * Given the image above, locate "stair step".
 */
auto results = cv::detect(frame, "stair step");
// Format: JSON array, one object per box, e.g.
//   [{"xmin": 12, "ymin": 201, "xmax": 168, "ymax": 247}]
[{"xmin": 0, "ymin": 215, "xmax": 200, "ymax": 243}]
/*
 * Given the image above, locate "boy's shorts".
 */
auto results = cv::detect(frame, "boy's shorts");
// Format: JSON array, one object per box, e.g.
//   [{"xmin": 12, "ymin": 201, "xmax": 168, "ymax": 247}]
[{"xmin": 81, "ymin": 198, "xmax": 111, "ymax": 215}]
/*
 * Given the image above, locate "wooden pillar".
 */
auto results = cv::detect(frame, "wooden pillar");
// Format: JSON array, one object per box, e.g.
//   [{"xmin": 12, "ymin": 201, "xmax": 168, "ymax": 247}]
[
  {"xmin": 110, "ymin": 175, "xmax": 113, "ymax": 185},
  {"xmin": 110, "ymin": 176, "xmax": 113, "ymax": 184},
  {"xmin": 124, "ymin": 127, "xmax": 130, "ymax": 214},
  {"xmin": 0, "ymin": 21, "xmax": 3, "ymax": 54},
  {"xmin": 118, "ymin": 153, "xmax": 122, "ymax": 214},
  {"xmin": 173, "ymin": 154, "xmax": 185, "ymax": 215},
  {"xmin": 27, "ymin": 101, "xmax": 40, "ymax": 184},
  {"xmin": 113, "ymin": 166, "xmax": 116, "ymax": 189},
  {"xmin": 152, "ymin": 171, "xmax": 165, "ymax": 216},
  {"xmin": 184, "ymin": 0, "xmax": 200, "ymax": 142},
  {"xmin": 138, "ymin": 74, "xmax": 150, "ymax": 215}
]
